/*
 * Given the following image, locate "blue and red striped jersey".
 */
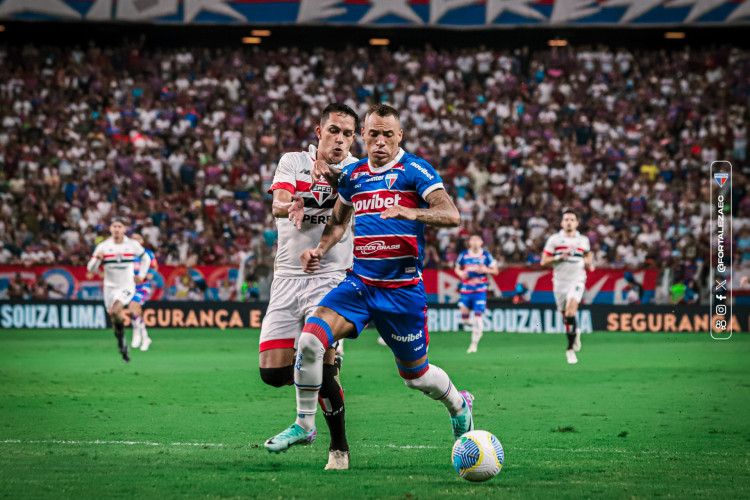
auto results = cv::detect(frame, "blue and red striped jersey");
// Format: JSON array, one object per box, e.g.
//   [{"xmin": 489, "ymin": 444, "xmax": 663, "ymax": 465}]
[
  {"xmin": 134, "ymin": 248, "xmax": 156, "ymax": 285},
  {"xmin": 456, "ymin": 250, "xmax": 496, "ymax": 294},
  {"xmin": 338, "ymin": 149, "xmax": 444, "ymax": 288}
]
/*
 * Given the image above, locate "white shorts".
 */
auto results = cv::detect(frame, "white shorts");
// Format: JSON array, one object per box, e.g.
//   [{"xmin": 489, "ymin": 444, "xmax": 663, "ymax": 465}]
[
  {"xmin": 259, "ymin": 275, "xmax": 343, "ymax": 352},
  {"xmin": 104, "ymin": 285, "xmax": 136, "ymax": 312},
  {"xmin": 554, "ymin": 281, "xmax": 585, "ymax": 312}
]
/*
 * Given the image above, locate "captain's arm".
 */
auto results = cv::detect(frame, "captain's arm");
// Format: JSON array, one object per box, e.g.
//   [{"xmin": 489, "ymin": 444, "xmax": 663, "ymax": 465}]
[{"xmin": 380, "ymin": 188, "xmax": 459, "ymax": 227}]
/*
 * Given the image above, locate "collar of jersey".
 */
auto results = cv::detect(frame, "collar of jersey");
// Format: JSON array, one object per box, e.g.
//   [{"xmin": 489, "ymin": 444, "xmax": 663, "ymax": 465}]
[
  {"xmin": 368, "ymin": 148, "xmax": 405, "ymax": 174},
  {"xmin": 559, "ymin": 230, "xmax": 580, "ymax": 237}
]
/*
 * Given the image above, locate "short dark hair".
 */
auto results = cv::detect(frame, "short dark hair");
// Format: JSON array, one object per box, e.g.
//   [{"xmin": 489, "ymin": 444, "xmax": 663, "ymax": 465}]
[
  {"xmin": 321, "ymin": 103, "xmax": 359, "ymax": 130},
  {"xmin": 365, "ymin": 103, "xmax": 400, "ymax": 122},
  {"xmin": 562, "ymin": 208, "xmax": 579, "ymax": 220},
  {"xmin": 111, "ymin": 216, "xmax": 127, "ymax": 226}
]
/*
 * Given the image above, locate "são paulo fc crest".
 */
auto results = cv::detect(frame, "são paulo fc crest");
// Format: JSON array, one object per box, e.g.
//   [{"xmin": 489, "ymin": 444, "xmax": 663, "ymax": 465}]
[
  {"xmin": 311, "ymin": 181, "xmax": 333, "ymax": 205},
  {"xmin": 385, "ymin": 173, "xmax": 398, "ymax": 190}
]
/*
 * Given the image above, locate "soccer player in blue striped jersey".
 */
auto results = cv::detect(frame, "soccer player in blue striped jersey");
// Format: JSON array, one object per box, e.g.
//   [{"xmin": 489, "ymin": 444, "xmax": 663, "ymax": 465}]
[
  {"xmin": 129, "ymin": 234, "xmax": 157, "ymax": 352},
  {"xmin": 264, "ymin": 104, "xmax": 474, "ymax": 461},
  {"xmin": 455, "ymin": 234, "xmax": 499, "ymax": 353}
]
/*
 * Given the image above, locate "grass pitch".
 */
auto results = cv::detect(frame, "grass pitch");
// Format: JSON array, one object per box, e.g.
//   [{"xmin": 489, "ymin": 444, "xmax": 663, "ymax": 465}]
[{"xmin": 0, "ymin": 328, "xmax": 748, "ymax": 499}]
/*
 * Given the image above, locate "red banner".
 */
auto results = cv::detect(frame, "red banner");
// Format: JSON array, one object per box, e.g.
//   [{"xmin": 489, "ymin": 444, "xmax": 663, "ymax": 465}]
[
  {"xmin": 0, "ymin": 265, "xmax": 239, "ymax": 302},
  {"xmin": 425, "ymin": 268, "xmax": 658, "ymax": 304}
]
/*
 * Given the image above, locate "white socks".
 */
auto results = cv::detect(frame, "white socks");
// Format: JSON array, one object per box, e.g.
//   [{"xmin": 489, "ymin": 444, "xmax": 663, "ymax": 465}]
[
  {"xmin": 470, "ymin": 315, "xmax": 483, "ymax": 348},
  {"xmin": 294, "ymin": 331, "xmax": 325, "ymax": 431},
  {"xmin": 402, "ymin": 364, "xmax": 466, "ymax": 417}
]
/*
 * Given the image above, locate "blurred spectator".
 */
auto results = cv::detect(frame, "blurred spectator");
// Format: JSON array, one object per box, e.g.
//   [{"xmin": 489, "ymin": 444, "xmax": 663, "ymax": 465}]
[
  {"xmin": 7, "ymin": 272, "xmax": 30, "ymax": 300},
  {"xmin": 0, "ymin": 41, "xmax": 746, "ymax": 302}
]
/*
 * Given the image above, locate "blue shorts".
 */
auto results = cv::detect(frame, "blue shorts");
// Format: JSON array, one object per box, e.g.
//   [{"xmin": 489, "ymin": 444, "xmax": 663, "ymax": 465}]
[
  {"xmin": 458, "ymin": 292, "xmax": 487, "ymax": 314},
  {"xmin": 318, "ymin": 273, "xmax": 429, "ymax": 363},
  {"xmin": 132, "ymin": 284, "xmax": 152, "ymax": 306}
]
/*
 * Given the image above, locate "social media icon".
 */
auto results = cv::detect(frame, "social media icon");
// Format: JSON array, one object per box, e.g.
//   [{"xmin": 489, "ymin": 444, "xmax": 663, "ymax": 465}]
[{"xmin": 716, "ymin": 305, "xmax": 726, "ymax": 315}]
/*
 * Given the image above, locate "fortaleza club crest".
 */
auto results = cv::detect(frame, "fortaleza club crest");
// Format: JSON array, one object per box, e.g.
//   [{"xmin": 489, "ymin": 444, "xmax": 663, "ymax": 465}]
[
  {"xmin": 385, "ymin": 173, "xmax": 398, "ymax": 189},
  {"xmin": 714, "ymin": 173, "xmax": 729, "ymax": 187},
  {"xmin": 311, "ymin": 182, "xmax": 333, "ymax": 205}
]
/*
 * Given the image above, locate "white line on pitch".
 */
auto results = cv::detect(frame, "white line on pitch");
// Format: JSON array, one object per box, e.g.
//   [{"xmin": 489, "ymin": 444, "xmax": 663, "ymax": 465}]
[{"xmin": 1, "ymin": 439, "xmax": 437, "ymax": 450}]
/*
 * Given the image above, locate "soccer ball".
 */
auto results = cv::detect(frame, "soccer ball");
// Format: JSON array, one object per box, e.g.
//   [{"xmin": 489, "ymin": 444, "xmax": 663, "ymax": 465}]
[{"xmin": 452, "ymin": 430, "xmax": 504, "ymax": 482}]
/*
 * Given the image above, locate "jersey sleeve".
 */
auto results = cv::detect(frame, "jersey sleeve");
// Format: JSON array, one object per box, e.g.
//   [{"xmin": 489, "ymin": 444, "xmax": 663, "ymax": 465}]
[
  {"xmin": 456, "ymin": 252, "xmax": 465, "ymax": 268},
  {"xmin": 413, "ymin": 159, "xmax": 444, "ymax": 201},
  {"xmin": 132, "ymin": 240, "xmax": 146, "ymax": 258},
  {"xmin": 542, "ymin": 235, "xmax": 556, "ymax": 256},
  {"xmin": 268, "ymin": 154, "xmax": 297, "ymax": 195},
  {"xmin": 581, "ymin": 236, "xmax": 591, "ymax": 254},
  {"xmin": 337, "ymin": 162, "xmax": 356, "ymax": 205},
  {"xmin": 484, "ymin": 251, "xmax": 497, "ymax": 267}
]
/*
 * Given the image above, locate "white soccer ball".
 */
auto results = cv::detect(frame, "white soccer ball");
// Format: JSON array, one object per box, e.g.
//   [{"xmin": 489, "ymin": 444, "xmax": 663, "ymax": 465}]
[{"xmin": 452, "ymin": 430, "xmax": 504, "ymax": 482}]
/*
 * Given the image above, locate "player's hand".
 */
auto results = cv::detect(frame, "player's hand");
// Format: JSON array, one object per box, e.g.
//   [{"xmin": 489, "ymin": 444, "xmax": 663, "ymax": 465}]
[
  {"xmin": 380, "ymin": 206, "xmax": 416, "ymax": 221},
  {"xmin": 557, "ymin": 250, "xmax": 571, "ymax": 262},
  {"xmin": 288, "ymin": 195, "xmax": 305, "ymax": 230},
  {"xmin": 134, "ymin": 276, "xmax": 144, "ymax": 285},
  {"xmin": 94, "ymin": 251, "xmax": 104, "ymax": 260},
  {"xmin": 587, "ymin": 264, "xmax": 596, "ymax": 272},
  {"xmin": 311, "ymin": 159, "xmax": 339, "ymax": 189},
  {"xmin": 300, "ymin": 248, "xmax": 322, "ymax": 273}
]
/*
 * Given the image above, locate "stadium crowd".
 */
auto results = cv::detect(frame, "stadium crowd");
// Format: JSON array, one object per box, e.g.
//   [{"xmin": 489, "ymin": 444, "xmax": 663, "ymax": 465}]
[{"xmin": 0, "ymin": 41, "xmax": 748, "ymax": 299}]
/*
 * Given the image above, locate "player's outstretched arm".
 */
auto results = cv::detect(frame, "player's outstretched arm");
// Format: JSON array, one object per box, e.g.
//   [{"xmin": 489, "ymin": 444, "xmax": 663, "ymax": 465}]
[
  {"xmin": 301, "ymin": 199, "xmax": 354, "ymax": 273},
  {"xmin": 380, "ymin": 189, "xmax": 459, "ymax": 228}
]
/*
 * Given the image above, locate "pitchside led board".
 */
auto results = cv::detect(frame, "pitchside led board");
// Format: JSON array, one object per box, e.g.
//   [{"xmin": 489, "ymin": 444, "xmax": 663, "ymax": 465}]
[{"xmin": 2, "ymin": 301, "xmax": 749, "ymax": 333}]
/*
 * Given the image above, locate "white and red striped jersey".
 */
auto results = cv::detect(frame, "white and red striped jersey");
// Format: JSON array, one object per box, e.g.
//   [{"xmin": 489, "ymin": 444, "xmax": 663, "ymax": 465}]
[
  {"xmin": 89, "ymin": 236, "xmax": 148, "ymax": 288},
  {"xmin": 268, "ymin": 145, "xmax": 358, "ymax": 278},
  {"xmin": 542, "ymin": 230, "xmax": 591, "ymax": 286}
]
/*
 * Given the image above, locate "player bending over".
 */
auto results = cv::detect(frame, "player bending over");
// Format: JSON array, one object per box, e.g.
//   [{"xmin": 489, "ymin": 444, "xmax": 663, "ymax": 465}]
[
  {"xmin": 128, "ymin": 234, "xmax": 157, "ymax": 351},
  {"xmin": 265, "ymin": 104, "xmax": 474, "ymax": 463},
  {"xmin": 87, "ymin": 218, "xmax": 151, "ymax": 363},
  {"xmin": 540, "ymin": 209, "xmax": 595, "ymax": 364},
  {"xmin": 260, "ymin": 103, "xmax": 359, "ymax": 470},
  {"xmin": 455, "ymin": 234, "xmax": 499, "ymax": 353}
]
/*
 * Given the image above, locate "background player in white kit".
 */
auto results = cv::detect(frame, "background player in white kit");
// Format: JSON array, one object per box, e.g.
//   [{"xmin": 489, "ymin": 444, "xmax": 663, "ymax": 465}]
[
  {"xmin": 259, "ymin": 103, "xmax": 359, "ymax": 470},
  {"xmin": 87, "ymin": 218, "xmax": 151, "ymax": 363},
  {"xmin": 541, "ymin": 209, "xmax": 595, "ymax": 364}
]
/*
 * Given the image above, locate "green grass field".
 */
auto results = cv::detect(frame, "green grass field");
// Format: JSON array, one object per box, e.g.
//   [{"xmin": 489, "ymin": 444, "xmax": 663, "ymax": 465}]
[{"xmin": 1, "ymin": 328, "xmax": 748, "ymax": 499}]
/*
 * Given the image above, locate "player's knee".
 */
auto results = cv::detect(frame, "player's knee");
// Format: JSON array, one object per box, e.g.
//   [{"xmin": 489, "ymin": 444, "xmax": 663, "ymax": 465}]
[
  {"xmin": 297, "ymin": 331, "xmax": 326, "ymax": 361},
  {"xmin": 399, "ymin": 362, "xmax": 430, "ymax": 391},
  {"xmin": 300, "ymin": 317, "xmax": 334, "ymax": 351},
  {"xmin": 259, "ymin": 366, "xmax": 293, "ymax": 388}
]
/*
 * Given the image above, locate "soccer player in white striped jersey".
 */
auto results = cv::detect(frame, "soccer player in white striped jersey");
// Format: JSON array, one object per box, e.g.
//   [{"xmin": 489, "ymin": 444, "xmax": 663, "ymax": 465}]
[
  {"xmin": 541, "ymin": 209, "xmax": 595, "ymax": 364},
  {"xmin": 87, "ymin": 218, "xmax": 151, "ymax": 363},
  {"xmin": 260, "ymin": 103, "xmax": 359, "ymax": 470}
]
